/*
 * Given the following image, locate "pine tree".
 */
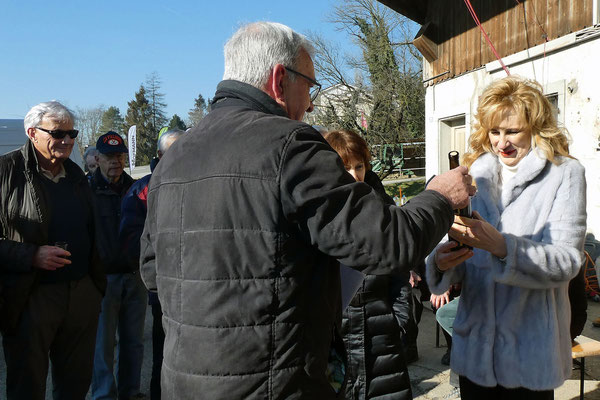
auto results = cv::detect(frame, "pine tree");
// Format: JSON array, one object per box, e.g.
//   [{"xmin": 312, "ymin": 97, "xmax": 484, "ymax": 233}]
[
  {"xmin": 188, "ymin": 94, "xmax": 208, "ymax": 128},
  {"xmin": 99, "ymin": 106, "xmax": 125, "ymax": 136},
  {"xmin": 125, "ymin": 85, "xmax": 154, "ymax": 165},
  {"xmin": 168, "ymin": 114, "xmax": 187, "ymax": 130},
  {"xmin": 144, "ymin": 72, "xmax": 168, "ymax": 138}
]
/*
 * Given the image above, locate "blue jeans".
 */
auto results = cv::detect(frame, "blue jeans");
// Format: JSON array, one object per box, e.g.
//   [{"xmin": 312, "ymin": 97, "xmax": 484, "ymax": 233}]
[{"xmin": 92, "ymin": 273, "xmax": 147, "ymax": 400}]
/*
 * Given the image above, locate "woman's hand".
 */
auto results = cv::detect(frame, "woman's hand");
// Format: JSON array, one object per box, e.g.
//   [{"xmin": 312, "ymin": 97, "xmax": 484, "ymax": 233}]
[
  {"xmin": 430, "ymin": 290, "xmax": 450, "ymax": 310},
  {"xmin": 434, "ymin": 241, "xmax": 473, "ymax": 272},
  {"xmin": 449, "ymin": 211, "xmax": 507, "ymax": 258}
]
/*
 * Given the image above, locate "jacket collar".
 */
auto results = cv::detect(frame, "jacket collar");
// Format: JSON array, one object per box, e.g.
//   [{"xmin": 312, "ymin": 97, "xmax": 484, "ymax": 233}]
[
  {"xmin": 211, "ymin": 80, "xmax": 289, "ymax": 118},
  {"xmin": 91, "ymin": 167, "xmax": 133, "ymax": 195},
  {"xmin": 22, "ymin": 138, "xmax": 41, "ymax": 173},
  {"xmin": 470, "ymin": 149, "xmax": 548, "ymax": 217}
]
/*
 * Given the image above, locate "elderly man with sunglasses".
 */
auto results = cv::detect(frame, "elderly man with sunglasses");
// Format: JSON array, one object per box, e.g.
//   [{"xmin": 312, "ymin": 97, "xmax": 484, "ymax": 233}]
[{"xmin": 0, "ymin": 101, "xmax": 106, "ymax": 400}]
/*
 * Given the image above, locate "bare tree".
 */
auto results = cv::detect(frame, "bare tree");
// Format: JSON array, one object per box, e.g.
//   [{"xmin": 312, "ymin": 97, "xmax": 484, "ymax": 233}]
[
  {"xmin": 307, "ymin": 0, "xmax": 425, "ymax": 178},
  {"xmin": 75, "ymin": 105, "xmax": 106, "ymax": 148}
]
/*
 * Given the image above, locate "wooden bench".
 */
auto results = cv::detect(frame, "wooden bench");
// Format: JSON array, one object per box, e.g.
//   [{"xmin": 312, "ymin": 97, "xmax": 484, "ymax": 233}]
[{"xmin": 572, "ymin": 335, "xmax": 600, "ymax": 399}]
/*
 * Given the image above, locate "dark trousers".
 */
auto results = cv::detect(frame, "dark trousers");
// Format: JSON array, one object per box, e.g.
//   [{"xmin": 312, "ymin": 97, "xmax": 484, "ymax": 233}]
[
  {"xmin": 459, "ymin": 375, "xmax": 554, "ymax": 400},
  {"xmin": 150, "ymin": 301, "xmax": 165, "ymax": 400},
  {"xmin": 2, "ymin": 275, "xmax": 102, "ymax": 400}
]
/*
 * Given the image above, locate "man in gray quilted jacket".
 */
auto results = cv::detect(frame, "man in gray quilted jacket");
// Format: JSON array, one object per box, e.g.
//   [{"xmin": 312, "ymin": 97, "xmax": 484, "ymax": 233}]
[{"xmin": 140, "ymin": 21, "xmax": 475, "ymax": 399}]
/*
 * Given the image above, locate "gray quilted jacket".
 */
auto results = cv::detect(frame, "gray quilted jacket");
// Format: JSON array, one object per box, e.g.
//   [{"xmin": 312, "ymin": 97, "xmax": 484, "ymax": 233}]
[{"xmin": 141, "ymin": 80, "xmax": 454, "ymax": 399}]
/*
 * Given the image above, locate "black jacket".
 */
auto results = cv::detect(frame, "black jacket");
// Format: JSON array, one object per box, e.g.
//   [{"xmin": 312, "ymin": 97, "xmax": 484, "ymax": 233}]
[
  {"xmin": 569, "ymin": 264, "xmax": 587, "ymax": 340},
  {"xmin": 343, "ymin": 275, "xmax": 413, "ymax": 400},
  {"xmin": 90, "ymin": 168, "xmax": 134, "ymax": 274},
  {"xmin": 0, "ymin": 141, "xmax": 106, "ymax": 333},
  {"xmin": 140, "ymin": 80, "xmax": 455, "ymax": 399},
  {"xmin": 342, "ymin": 172, "xmax": 413, "ymax": 400}
]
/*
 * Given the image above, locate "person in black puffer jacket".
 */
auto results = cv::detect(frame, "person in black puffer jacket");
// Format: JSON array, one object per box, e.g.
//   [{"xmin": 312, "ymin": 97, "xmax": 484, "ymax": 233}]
[{"xmin": 324, "ymin": 129, "xmax": 413, "ymax": 400}]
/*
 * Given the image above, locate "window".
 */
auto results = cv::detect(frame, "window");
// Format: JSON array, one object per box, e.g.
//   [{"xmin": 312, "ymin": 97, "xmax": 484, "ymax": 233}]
[{"xmin": 544, "ymin": 80, "xmax": 565, "ymax": 125}]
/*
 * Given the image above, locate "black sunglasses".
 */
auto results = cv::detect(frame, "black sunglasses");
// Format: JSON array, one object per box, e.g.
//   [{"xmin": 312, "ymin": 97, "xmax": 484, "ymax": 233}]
[
  {"xmin": 36, "ymin": 127, "xmax": 79, "ymax": 139},
  {"xmin": 284, "ymin": 67, "xmax": 322, "ymax": 102}
]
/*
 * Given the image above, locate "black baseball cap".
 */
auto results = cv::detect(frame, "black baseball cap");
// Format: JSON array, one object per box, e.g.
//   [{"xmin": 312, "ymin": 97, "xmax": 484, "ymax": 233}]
[{"xmin": 96, "ymin": 132, "xmax": 128, "ymax": 154}]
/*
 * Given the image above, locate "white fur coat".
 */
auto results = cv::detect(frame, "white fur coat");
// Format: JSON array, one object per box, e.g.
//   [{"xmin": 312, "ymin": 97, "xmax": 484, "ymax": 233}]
[{"xmin": 426, "ymin": 150, "xmax": 587, "ymax": 390}]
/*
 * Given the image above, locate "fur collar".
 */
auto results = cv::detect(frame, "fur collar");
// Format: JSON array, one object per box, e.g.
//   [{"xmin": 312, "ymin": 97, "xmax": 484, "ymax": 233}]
[{"xmin": 469, "ymin": 150, "xmax": 548, "ymax": 227}]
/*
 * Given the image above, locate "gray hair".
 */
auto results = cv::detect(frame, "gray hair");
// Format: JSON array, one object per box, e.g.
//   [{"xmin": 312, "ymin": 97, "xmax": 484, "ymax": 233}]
[
  {"xmin": 158, "ymin": 129, "xmax": 185, "ymax": 154},
  {"xmin": 223, "ymin": 21, "xmax": 315, "ymax": 89},
  {"xmin": 24, "ymin": 101, "xmax": 75, "ymax": 135},
  {"xmin": 83, "ymin": 146, "xmax": 99, "ymax": 159}
]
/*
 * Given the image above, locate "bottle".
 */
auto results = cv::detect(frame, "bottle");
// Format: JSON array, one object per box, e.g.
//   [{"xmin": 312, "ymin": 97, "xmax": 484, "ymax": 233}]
[{"xmin": 448, "ymin": 151, "xmax": 472, "ymax": 250}]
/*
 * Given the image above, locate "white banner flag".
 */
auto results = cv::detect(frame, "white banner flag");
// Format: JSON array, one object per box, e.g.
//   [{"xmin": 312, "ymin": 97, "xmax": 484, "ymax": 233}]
[{"xmin": 127, "ymin": 125, "xmax": 136, "ymax": 172}]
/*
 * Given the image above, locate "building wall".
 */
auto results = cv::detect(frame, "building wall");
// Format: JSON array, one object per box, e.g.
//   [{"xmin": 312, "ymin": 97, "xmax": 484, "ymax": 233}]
[
  {"xmin": 425, "ymin": 34, "xmax": 600, "ymax": 235},
  {"xmin": 422, "ymin": 0, "xmax": 594, "ymax": 84}
]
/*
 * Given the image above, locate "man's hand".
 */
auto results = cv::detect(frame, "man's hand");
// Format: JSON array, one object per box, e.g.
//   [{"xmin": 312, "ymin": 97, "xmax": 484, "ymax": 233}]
[
  {"xmin": 427, "ymin": 166, "xmax": 476, "ymax": 209},
  {"xmin": 409, "ymin": 270, "xmax": 422, "ymax": 288},
  {"xmin": 32, "ymin": 245, "xmax": 71, "ymax": 271}
]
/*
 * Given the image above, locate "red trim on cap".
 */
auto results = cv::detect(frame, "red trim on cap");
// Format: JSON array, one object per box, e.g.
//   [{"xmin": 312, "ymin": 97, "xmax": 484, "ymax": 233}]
[{"xmin": 103, "ymin": 134, "xmax": 123, "ymax": 144}]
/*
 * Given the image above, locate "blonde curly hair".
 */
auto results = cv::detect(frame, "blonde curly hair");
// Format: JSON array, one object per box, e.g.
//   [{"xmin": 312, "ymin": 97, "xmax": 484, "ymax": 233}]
[{"xmin": 463, "ymin": 76, "xmax": 571, "ymax": 168}]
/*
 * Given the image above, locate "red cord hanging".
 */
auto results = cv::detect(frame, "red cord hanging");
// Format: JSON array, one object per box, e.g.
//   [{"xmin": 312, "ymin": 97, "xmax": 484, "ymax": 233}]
[{"xmin": 463, "ymin": 0, "xmax": 511, "ymax": 76}]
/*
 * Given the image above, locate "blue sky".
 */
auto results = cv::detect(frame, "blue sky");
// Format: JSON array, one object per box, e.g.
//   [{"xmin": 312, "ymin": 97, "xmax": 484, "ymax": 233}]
[{"xmin": 0, "ymin": 0, "xmax": 362, "ymax": 122}]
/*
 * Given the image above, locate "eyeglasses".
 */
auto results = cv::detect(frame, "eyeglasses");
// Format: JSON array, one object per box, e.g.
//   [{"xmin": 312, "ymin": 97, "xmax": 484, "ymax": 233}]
[
  {"xmin": 36, "ymin": 127, "xmax": 79, "ymax": 139},
  {"xmin": 284, "ymin": 67, "xmax": 321, "ymax": 102}
]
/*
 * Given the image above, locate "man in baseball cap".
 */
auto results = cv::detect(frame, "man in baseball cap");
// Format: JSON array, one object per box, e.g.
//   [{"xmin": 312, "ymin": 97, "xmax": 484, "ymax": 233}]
[
  {"xmin": 94, "ymin": 131, "xmax": 129, "ymax": 184},
  {"xmin": 89, "ymin": 132, "xmax": 145, "ymax": 399}
]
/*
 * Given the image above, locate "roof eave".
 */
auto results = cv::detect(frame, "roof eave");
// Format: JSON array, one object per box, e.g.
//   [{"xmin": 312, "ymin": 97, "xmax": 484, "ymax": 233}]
[{"xmin": 376, "ymin": 0, "xmax": 428, "ymax": 25}]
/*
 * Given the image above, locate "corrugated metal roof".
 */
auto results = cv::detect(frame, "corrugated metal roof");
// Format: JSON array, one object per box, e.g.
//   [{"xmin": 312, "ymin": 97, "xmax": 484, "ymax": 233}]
[{"xmin": 0, "ymin": 119, "xmax": 26, "ymax": 155}]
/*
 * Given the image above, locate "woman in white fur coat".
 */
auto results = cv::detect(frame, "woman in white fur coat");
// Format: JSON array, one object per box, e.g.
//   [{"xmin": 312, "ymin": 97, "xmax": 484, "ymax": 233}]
[{"xmin": 427, "ymin": 76, "xmax": 587, "ymax": 400}]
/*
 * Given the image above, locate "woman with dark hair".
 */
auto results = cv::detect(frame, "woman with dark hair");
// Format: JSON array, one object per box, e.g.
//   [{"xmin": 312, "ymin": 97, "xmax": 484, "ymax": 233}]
[
  {"xmin": 324, "ymin": 129, "xmax": 413, "ymax": 400},
  {"xmin": 427, "ymin": 76, "xmax": 587, "ymax": 399}
]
